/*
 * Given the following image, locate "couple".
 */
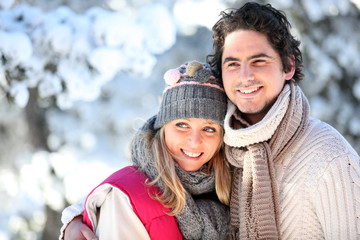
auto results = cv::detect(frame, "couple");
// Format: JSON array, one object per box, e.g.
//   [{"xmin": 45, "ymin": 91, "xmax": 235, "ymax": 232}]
[{"xmin": 60, "ymin": 2, "xmax": 360, "ymax": 239}]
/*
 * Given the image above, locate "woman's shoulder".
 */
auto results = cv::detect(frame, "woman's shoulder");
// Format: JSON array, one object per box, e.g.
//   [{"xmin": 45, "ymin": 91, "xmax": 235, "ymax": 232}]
[
  {"xmin": 103, "ymin": 166, "xmax": 147, "ymax": 186},
  {"xmin": 83, "ymin": 165, "xmax": 182, "ymax": 239},
  {"xmin": 89, "ymin": 165, "xmax": 169, "ymax": 217}
]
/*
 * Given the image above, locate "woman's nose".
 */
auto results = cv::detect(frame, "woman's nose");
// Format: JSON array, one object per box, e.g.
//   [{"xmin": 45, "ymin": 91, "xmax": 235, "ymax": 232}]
[{"xmin": 188, "ymin": 131, "xmax": 202, "ymax": 147}]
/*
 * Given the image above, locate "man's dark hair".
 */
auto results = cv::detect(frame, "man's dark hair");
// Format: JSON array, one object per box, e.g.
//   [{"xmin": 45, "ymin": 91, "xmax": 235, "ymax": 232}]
[{"xmin": 207, "ymin": 2, "xmax": 303, "ymax": 83}]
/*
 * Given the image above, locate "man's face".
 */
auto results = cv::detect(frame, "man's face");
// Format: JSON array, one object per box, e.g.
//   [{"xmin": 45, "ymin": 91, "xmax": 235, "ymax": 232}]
[{"xmin": 221, "ymin": 30, "xmax": 294, "ymax": 124}]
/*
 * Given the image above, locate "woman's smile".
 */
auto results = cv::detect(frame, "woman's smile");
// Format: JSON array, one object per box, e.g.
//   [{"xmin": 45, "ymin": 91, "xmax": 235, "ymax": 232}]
[
  {"xmin": 164, "ymin": 118, "xmax": 222, "ymax": 171},
  {"xmin": 181, "ymin": 149, "xmax": 203, "ymax": 158}
]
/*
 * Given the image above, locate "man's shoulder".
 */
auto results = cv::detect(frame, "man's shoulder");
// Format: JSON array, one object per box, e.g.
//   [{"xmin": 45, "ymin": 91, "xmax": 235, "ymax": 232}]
[
  {"xmin": 306, "ymin": 118, "xmax": 344, "ymax": 139},
  {"xmin": 284, "ymin": 118, "xmax": 359, "ymax": 180},
  {"xmin": 302, "ymin": 117, "xmax": 358, "ymax": 156}
]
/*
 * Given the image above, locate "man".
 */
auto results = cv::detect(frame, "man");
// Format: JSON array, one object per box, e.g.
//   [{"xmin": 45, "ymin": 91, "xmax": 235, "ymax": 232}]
[
  {"xmin": 207, "ymin": 2, "xmax": 360, "ymax": 239},
  {"xmin": 61, "ymin": 2, "xmax": 360, "ymax": 240}
]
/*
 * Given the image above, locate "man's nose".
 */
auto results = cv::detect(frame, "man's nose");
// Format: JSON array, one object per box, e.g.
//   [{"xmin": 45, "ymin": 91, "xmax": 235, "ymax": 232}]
[{"xmin": 238, "ymin": 64, "xmax": 254, "ymax": 82}]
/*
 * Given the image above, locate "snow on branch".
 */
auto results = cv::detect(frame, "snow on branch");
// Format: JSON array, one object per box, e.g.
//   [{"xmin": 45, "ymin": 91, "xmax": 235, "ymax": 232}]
[{"xmin": 0, "ymin": 3, "xmax": 176, "ymax": 109}]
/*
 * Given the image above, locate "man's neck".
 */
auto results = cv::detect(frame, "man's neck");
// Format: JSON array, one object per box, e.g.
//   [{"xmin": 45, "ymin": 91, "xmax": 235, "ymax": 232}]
[
  {"xmin": 243, "ymin": 95, "xmax": 280, "ymax": 125},
  {"xmin": 243, "ymin": 114, "xmax": 265, "ymax": 125}
]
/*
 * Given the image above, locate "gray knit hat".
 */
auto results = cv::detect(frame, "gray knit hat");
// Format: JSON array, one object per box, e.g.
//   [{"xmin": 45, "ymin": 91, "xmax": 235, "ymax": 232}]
[{"xmin": 154, "ymin": 60, "xmax": 227, "ymax": 129}]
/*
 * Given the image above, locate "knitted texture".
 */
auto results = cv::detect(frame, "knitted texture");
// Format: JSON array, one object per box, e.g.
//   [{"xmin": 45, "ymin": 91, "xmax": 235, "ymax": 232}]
[
  {"xmin": 154, "ymin": 61, "xmax": 227, "ymax": 129},
  {"xmin": 224, "ymin": 84, "xmax": 290, "ymax": 147},
  {"xmin": 132, "ymin": 117, "xmax": 230, "ymax": 240},
  {"xmin": 225, "ymin": 81, "xmax": 309, "ymax": 239},
  {"xmin": 224, "ymin": 81, "xmax": 360, "ymax": 239}
]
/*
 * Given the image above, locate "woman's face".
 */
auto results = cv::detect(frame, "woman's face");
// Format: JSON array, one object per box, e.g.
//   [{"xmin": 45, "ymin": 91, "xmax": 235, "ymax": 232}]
[{"xmin": 163, "ymin": 118, "xmax": 222, "ymax": 172}]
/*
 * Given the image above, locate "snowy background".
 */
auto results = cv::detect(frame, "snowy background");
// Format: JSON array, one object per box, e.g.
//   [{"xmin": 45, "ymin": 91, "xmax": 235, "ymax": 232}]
[{"xmin": 0, "ymin": 0, "xmax": 359, "ymax": 239}]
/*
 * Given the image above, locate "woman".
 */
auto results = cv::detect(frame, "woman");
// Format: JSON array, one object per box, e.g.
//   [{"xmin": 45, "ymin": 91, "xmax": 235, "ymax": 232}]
[{"xmin": 59, "ymin": 61, "xmax": 231, "ymax": 240}]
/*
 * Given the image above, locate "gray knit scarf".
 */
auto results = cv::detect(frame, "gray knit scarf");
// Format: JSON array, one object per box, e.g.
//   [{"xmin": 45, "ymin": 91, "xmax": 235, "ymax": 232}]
[
  {"xmin": 131, "ymin": 116, "xmax": 230, "ymax": 240},
  {"xmin": 224, "ymin": 81, "xmax": 309, "ymax": 239}
]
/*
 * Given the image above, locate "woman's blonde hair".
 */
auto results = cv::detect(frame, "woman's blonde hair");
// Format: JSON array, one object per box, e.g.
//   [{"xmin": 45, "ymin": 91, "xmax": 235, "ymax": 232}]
[{"xmin": 138, "ymin": 125, "xmax": 231, "ymax": 216}]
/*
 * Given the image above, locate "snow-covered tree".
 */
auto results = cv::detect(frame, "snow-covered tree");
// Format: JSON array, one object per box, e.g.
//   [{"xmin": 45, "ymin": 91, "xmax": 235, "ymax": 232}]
[
  {"xmin": 0, "ymin": 2, "xmax": 177, "ymax": 239},
  {"xmin": 279, "ymin": 0, "xmax": 360, "ymax": 149},
  {"xmin": 0, "ymin": 0, "xmax": 359, "ymax": 239},
  {"xmin": 0, "ymin": 3, "xmax": 176, "ymax": 109}
]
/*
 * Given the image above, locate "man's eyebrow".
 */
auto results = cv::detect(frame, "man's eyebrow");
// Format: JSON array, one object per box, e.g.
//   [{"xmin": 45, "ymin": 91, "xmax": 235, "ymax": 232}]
[
  {"xmin": 222, "ymin": 54, "xmax": 273, "ymax": 65},
  {"xmin": 249, "ymin": 53, "xmax": 273, "ymax": 60},
  {"xmin": 222, "ymin": 57, "xmax": 239, "ymax": 65}
]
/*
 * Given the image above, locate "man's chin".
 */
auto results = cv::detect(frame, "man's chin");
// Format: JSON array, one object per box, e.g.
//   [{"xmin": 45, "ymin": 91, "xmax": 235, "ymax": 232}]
[{"xmin": 237, "ymin": 105, "xmax": 272, "ymax": 124}]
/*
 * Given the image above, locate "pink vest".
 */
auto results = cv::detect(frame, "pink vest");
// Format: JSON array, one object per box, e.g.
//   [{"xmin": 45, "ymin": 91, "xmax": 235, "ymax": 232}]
[{"xmin": 83, "ymin": 166, "xmax": 183, "ymax": 240}]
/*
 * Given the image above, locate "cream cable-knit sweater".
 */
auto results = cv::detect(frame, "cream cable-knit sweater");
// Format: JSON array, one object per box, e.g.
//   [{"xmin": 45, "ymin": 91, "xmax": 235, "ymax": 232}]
[{"xmin": 225, "ymin": 105, "xmax": 360, "ymax": 239}]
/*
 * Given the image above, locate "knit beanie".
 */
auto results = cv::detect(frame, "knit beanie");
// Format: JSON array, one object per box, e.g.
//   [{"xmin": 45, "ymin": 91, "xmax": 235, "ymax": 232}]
[{"xmin": 154, "ymin": 60, "xmax": 227, "ymax": 129}]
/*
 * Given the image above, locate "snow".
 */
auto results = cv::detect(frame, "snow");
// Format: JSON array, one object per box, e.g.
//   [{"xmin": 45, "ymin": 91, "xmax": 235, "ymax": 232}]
[
  {"xmin": 0, "ymin": 2, "xmax": 175, "ymax": 238},
  {"xmin": 138, "ymin": 3, "xmax": 177, "ymax": 54},
  {"xmin": 0, "ymin": 31, "xmax": 32, "ymax": 67},
  {"xmin": 173, "ymin": 0, "xmax": 226, "ymax": 35},
  {"xmin": 352, "ymin": 0, "xmax": 360, "ymax": 8},
  {"xmin": 350, "ymin": 118, "xmax": 360, "ymax": 135},
  {"xmin": 0, "ymin": 2, "xmax": 176, "ymax": 108},
  {"xmin": 302, "ymin": 0, "xmax": 352, "ymax": 21},
  {"xmin": 354, "ymin": 79, "xmax": 360, "ymax": 100},
  {"xmin": 0, "ymin": 0, "xmax": 359, "ymax": 239},
  {"xmin": 46, "ymin": 24, "xmax": 73, "ymax": 54},
  {"xmin": 91, "ymin": 12, "xmax": 136, "ymax": 47},
  {"xmin": 38, "ymin": 73, "xmax": 63, "ymax": 98},
  {"xmin": 9, "ymin": 82, "xmax": 29, "ymax": 108},
  {"xmin": 0, "ymin": 0, "xmax": 15, "ymax": 10},
  {"xmin": 88, "ymin": 47, "xmax": 123, "ymax": 80}
]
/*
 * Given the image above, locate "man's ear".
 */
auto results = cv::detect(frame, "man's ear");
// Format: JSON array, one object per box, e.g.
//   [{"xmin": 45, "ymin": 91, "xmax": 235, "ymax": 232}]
[
  {"xmin": 158, "ymin": 96, "xmax": 162, "ymax": 104},
  {"xmin": 285, "ymin": 55, "xmax": 295, "ymax": 80}
]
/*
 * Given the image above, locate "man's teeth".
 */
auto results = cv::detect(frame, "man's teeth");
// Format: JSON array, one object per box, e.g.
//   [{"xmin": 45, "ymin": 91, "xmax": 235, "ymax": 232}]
[
  {"xmin": 240, "ymin": 88, "xmax": 258, "ymax": 94},
  {"xmin": 183, "ymin": 150, "xmax": 201, "ymax": 157}
]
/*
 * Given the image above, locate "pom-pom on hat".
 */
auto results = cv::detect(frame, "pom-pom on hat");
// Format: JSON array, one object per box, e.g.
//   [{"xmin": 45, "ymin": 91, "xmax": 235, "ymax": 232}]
[{"xmin": 154, "ymin": 60, "xmax": 227, "ymax": 129}]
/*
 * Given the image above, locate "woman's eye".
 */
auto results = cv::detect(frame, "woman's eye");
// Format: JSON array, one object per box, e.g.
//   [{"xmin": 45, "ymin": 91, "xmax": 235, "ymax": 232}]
[
  {"xmin": 175, "ymin": 122, "xmax": 187, "ymax": 128},
  {"xmin": 203, "ymin": 127, "xmax": 216, "ymax": 133}
]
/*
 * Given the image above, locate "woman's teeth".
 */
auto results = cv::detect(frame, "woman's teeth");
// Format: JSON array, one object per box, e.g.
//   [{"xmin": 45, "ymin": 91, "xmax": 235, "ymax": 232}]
[{"xmin": 182, "ymin": 150, "xmax": 201, "ymax": 157}]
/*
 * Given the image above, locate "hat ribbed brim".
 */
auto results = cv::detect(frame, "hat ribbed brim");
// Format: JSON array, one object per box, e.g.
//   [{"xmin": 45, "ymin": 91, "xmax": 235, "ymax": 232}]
[{"xmin": 154, "ymin": 84, "xmax": 227, "ymax": 129}]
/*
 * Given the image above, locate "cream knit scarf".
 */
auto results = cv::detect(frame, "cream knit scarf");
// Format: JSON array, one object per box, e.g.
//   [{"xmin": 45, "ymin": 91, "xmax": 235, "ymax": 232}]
[{"xmin": 224, "ymin": 81, "xmax": 310, "ymax": 239}]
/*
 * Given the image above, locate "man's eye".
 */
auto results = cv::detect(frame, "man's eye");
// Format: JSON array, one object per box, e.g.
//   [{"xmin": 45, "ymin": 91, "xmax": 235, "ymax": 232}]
[
  {"xmin": 253, "ymin": 59, "xmax": 266, "ymax": 64},
  {"xmin": 228, "ymin": 62, "xmax": 239, "ymax": 67}
]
